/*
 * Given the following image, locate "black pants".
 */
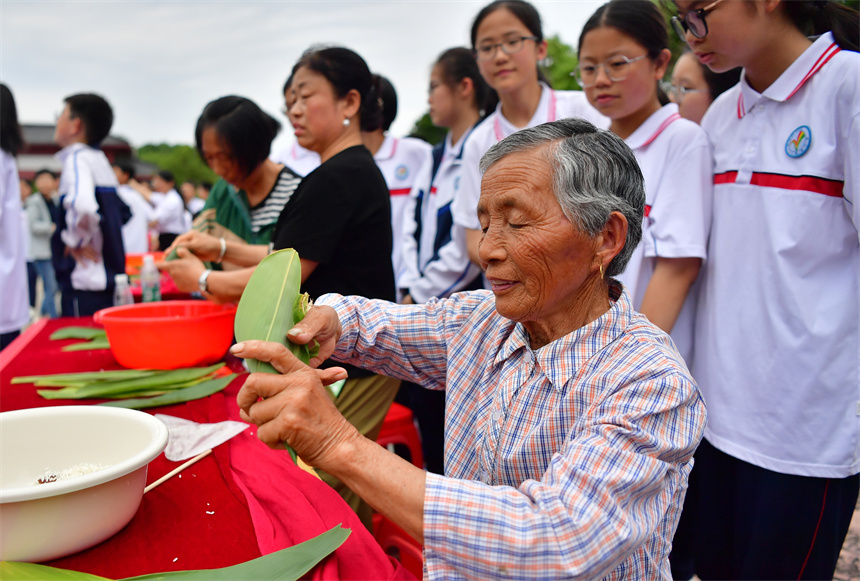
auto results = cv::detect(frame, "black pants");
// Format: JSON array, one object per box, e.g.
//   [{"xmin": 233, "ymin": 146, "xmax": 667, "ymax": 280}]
[
  {"xmin": 0, "ymin": 330, "xmax": 20, "ymax": 351},
  {"xmin": 61, "ymin": 289, "xmax": 114, "ymax": 318},
  {"xmin": 669, "ymin": 438, "xmax": 859, "ymax": 580},
  {"xmin": 158, "ymin": 233, "xmax": 178, "ymax": 251}
]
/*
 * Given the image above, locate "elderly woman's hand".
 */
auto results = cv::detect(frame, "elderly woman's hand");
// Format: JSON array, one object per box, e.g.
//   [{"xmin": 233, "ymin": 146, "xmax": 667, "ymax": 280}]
[
  {"xmin": 156, "ymin": 247, "xmax": 206, "ymax": 292},
  {"xmin": 164, "ymin": 231, "xmax": 223, "ymax": 262},
  {"xmin": 233, "ymin": 340, "xmax": 357, "ymax": 467},
  {"xmin": 285, "ymin": 305, "xmax": 342, "ymax": 369}
]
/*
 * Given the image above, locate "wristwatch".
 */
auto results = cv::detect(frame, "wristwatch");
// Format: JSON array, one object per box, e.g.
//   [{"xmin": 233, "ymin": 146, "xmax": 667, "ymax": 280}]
[{"xmin": 198, "ymin": 269, "xmax": 212, "ymax": 293}]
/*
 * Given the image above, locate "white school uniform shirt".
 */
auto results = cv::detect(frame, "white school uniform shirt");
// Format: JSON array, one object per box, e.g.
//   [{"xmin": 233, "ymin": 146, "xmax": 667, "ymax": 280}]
[
  {"xmin": 451, "ymin": 83, "xmax": 608, "ymax": 231},
  {"xmin": 615, "ymin": 103, "xmax": 712, "ymax": 365},
  {"xmin": 270, "ymin": 142, "xmax": 321, "ymax": 178},
  {"xmin": 151, "ymin": 188, "xmax": 186, "ymax": 235},
  {"xmin": 0, "ymin": 150, "xmax": 30, "ymax": 334},
  {"xmin": 56, "ymin": 143, "xmax": 120, "ymax": 291},
  {"xmin": 116, "ymin": 184, "xmax": 155, "ymax": 255},
  {"xmin": 373, "ymin": 134, "xmax": 433, "ymax": 284},
  {"xmin": 693, "ymin": 32, "xmax": 860, "ymax": 478},
  {"xmin": 399, "ymin": 129, "xmax": 483, "ymax": 303}
]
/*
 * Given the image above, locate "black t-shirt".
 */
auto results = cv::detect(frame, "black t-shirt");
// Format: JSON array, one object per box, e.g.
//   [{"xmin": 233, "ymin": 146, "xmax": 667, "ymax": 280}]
[{"xmin": 272, "ymin": 145, "xmax": 395, "ymax": 302}]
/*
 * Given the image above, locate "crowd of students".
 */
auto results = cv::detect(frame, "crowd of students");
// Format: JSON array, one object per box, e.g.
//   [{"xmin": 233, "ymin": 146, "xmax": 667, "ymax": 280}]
[{"xmin": 1, "ymin": 0, "xmax": 858, "ymax": 578}]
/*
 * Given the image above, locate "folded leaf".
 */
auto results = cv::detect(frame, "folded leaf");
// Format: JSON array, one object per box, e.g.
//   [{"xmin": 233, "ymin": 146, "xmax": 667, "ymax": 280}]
[
  {"xmin": 98, "ymin": 374, "xmax": 237, "ymax": 409},
  {"xmin": 50, "ymin": 327, "xmax": 107, "ymax": 341}
]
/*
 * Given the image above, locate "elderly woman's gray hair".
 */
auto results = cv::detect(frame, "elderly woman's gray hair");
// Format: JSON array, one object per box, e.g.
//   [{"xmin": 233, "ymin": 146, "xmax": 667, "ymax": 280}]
[{"xmin": 479, "ymin": 118, "xmax": 645, "ymax": 278}]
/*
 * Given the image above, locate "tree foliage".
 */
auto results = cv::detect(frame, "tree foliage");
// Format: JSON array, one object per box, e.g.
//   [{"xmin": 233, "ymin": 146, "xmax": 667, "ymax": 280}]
[{"xmin": 137, "ymin": 143, "xmax": 217, "ymax": 185}]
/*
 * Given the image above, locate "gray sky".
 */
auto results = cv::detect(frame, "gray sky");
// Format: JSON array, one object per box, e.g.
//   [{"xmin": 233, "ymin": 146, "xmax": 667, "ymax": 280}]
[{"xmin": 1, "ymin": 0, "xmax": 603, "ymax": 155}]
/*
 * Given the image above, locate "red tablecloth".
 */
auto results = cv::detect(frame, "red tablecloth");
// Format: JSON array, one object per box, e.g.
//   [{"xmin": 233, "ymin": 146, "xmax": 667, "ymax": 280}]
[{"xmin": 0, "ymin": 318, "xmax": 413, "ymax": 580}]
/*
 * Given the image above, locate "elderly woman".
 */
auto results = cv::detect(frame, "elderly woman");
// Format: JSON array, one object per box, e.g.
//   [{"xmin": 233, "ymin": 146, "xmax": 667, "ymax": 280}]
[{"xmin": 233, "ymin": 118, "xmax": 706, "ymax": 579}]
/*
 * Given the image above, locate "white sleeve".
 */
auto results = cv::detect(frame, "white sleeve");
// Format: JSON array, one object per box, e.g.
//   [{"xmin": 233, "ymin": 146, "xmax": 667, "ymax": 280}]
[
  {"xmin": 407, "ymin": 220, "xmax": 481, "ymax": 303},
  {"xmin": 153, "ymin": 191, "xmax": 183, "ymax": 225},
  {"xmin": 450, "ymin": 137, "xmax": 483, "ymax": 231},
  {"xmin": 60, "ymin": 155, "xmax": 101, "ymax": 249},
  {"xmin": 397, "ymin": 163, "xmax": 430, "ymax": 291},
  {"xmin": 644, "ymin": 131, "xmax": 712, "ymax": 260}
]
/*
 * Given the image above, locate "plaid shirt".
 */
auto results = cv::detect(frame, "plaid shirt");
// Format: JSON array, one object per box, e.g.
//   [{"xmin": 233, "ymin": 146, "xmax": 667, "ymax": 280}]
[{"xmin": 318, "ymin": 285, "xmax": 706, "ymax": 580}]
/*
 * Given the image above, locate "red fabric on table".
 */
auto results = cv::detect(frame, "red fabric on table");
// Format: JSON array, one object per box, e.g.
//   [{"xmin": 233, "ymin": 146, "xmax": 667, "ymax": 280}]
[{"xmin": 0, "ymin": 318, "xmax": 412, "ymax": 580}]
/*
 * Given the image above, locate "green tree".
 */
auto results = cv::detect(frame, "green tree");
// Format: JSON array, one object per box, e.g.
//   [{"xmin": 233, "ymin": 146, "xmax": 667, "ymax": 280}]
[
  {"xmin": 137, "ymin": 144, "xmax": 218, "ymax": 185},
  {"xmin": 409, "ymin": 113, "xmax": 448, "ymax": 146}
]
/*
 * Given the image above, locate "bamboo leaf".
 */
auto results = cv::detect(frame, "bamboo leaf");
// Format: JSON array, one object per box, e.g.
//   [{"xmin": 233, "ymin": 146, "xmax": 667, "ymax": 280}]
[
  {"xmin": 37, "ymin": 386, "xmax": 83, "ymax": 400},
  {"xmin": 0, "ymin": 524, "xmax": 350, "ymax": 581},
  {"xmin": 0, "ymin": 561, "xmax": 110, "ymax": 580},
  {"xmin": 98, "ymin": 374, "xmax": 237, "ymax": 409},
  {"xmin": 74, "ymin": 365, "xmax": 224, "ymax": 399},
  {"xmin": 12, "ymin": 370, "xmax": 159, "ymax": 385},
  {"xmin": 234, "ymin": 248, "xmax": 313, "ymax": 372},
  {"xmin": 61, "ymin": 338, "xmax": 112, "ymax": 352},
  {"xmin": 50, "ymin": 327, "xmax": 107, "ymax": 341}
]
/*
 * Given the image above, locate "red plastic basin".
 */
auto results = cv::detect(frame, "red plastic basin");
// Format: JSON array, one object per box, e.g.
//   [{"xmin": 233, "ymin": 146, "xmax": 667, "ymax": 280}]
[{"xmin": 94, "ymin": 301, "xmax": 237, "ymax": 370}]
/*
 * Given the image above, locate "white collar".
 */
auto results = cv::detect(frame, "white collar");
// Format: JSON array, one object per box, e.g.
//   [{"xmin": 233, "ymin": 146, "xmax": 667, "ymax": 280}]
[{"xmin": 625, "ymin": 103, "xmax": 682, "ymax": 150}]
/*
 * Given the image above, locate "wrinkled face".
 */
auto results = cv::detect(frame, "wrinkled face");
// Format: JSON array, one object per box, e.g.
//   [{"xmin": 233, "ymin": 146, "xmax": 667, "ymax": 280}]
[
  {"xmin": 671, "ymin": 52, "xmax": 712, "ymax": 124},
  {"xmin": 201, "ymin": 126, "xmax": 242, "ymax": 186},
  {"xmin": 474, "ymin": 7, "xmax": 546, "ymax": 96},
  {"xmin": 674, "ymin": 0, "xmax": 763, "ymax": 74},
  {"xmin": 428, "ymin": 64, "xmax": 456, "ymax": 128},
  {"xmin": 477, "ymin": 147, "xmax": 598, "ymax": 327},
  {"xmin": 288, "ymin": 66, "xmax": 348, "ymax": 154},
  {"xmin": 579, "ymin": 26, "xmax": 662, "ymax": 123}
]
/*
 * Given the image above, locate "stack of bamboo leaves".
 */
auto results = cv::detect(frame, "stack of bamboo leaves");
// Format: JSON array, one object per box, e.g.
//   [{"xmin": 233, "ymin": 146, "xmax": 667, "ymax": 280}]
[{"xmin": 12, "ymin": 364, "xmax": 239, "ymax": 409}]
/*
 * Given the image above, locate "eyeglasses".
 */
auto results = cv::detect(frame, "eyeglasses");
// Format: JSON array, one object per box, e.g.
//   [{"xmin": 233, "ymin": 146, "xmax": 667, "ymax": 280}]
[
  {"xmin": 474, "ymin": 36, "xmax": 539, "ymax": 62},
  {"xmin": 572, "ymin": 55, "xmax": 648, "ymax": 88},
  {"xmin": 671, "ymin": 0, "xmax": 725, "ymax": 40},
  {"xmin": 661, "ymin": 81, "xmax": 705, "ymax": 103}
]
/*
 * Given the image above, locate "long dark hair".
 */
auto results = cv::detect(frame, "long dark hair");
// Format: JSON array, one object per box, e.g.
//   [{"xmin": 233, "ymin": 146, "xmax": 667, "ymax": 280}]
[
  {"xmin": 291, "ymin": 46, "xmax": 384, "ymax": 132},
  {"xmin": 782, "ymin": 1, "xmax": 858, "ymax": 52},
  {"xmin": 0, "ymin": 84, "xmax": 24, "ymax": 156},
  {"xmin": 579, "ymin": 0, "xmax": 672, "ymax": 106},
  {"xmin": 470, "ymin": 1, "xmax": 552, "ymax": 88},
  {"xmin": 434, "ymin": 47, "xmax": 499, "ymax": 118}
]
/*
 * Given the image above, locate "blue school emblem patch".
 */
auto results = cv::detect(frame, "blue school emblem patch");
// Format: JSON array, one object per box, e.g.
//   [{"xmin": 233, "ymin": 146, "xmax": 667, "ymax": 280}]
[
  {"xmin": 785, "ymin": 126, "xmax": 811, "ymax": 158},
  {"xmin": 395, "ymin": 165, "xmax": 409, "ymax": 180}
]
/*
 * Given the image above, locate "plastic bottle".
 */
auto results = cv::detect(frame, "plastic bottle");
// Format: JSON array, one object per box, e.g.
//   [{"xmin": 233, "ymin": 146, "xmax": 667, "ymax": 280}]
[
  {"xmin": 113, "ymin": 273, "xmax": 134, "ymax": 306},
  {"xmin": 140, "ymin": 255, "xmax": 161, "ymax": 303}
]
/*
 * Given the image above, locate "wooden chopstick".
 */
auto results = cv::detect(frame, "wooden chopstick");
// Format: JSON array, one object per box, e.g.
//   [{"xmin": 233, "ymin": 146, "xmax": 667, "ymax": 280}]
[{"xmin": 144, "ymin": 449, "xmax": 212, "ymax": 493}]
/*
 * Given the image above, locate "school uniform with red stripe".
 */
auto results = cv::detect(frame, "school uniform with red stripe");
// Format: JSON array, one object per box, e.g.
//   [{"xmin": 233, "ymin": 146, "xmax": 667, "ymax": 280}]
[
  {"xmin": 373, "ymin": 134, "xmax": 433, "ymax": 285},
  {"xmin": 615, "ymin": 103, "xmax": 712, "ymax": 365},
  {"xmin": 694, "ymin": 32, "xmax": 860, "ymax": 479}
]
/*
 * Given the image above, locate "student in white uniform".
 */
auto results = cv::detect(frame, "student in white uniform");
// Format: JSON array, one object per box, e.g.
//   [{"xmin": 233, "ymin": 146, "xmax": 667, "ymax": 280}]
[
  {"xmin": 669, "ymin": 1, "xmax": 860, "ymax": 579},
  {"xmin": 399, "ymin": 48, "xmax": 495, "ymax": 305},
  {"xmin": 53, "ymin": 93, "xmax": 131, "ymax": 317},
  {"xmin": 147, "ymin": 170, "xmax": 186, "ymax": 250},
  {"xmin": 451, "ymin": 0, "xmax": 608, "ymax": 266},
  {"xmin": 270, "ymin": 73, "xmax": 321, "ymax": 177},
  {"xmin": 362, "ymin": 74, "xmax": 432, "ymax": 288},
  {"xmin": 395, "ymin": 47, "xmax": 497, "ymax": 475},
  {"xmin": 0, "ymin": 84, "xmax": 30, "ymax": 349},
  {"xmin": 113, "ymin": 162, "xmax": 155, "ymax": 255},
  {"xmin": 577, "ymin": 0, "xmax": 711, "ymax": 366}
]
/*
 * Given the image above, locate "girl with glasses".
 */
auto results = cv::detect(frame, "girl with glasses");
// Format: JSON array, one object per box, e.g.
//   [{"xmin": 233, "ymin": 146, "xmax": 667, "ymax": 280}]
[
  {"xmin": 576, "ymin": 0, "xmax": 712, "ymax": 369},
  {"xmin": 450, "ymin": 0, "xmax": 607, "ymax": 267},
  {"xmin": 665, "ymin": 50, "xmax": 740, "ymax": 124},
  {"xmin": 670, "ymin": 1, "xmax": 860, "ymax": 579}
]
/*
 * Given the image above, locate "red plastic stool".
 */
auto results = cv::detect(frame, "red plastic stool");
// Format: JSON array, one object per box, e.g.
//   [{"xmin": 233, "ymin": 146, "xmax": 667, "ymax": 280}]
[
  {"xmin": 373, "ymin": 513, "xmax": 424, "ymax": 580},
  {"xmin": 377, "ymin": 402, "xmax": 424, "ymax": 469}
]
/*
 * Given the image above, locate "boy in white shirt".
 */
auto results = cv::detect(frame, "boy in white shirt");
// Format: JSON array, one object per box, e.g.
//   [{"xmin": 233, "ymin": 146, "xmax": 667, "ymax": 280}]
[{"xmin": 52, "ymin": 93, "xmax": 130, "ymax": 317}]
